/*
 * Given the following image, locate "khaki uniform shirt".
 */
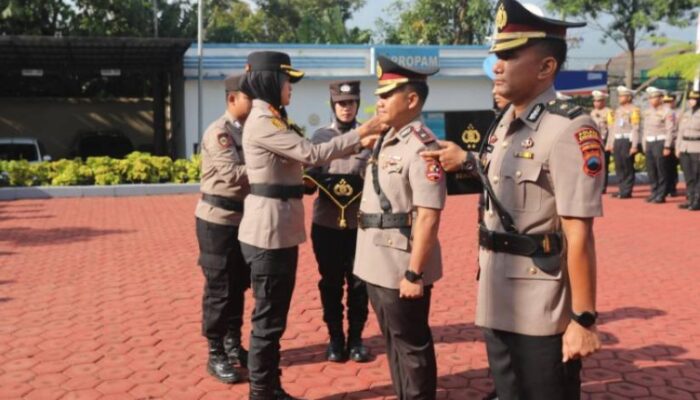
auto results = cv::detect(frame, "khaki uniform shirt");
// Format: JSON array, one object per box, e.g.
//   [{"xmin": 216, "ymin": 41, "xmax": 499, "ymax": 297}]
[
  {"xmin": 238, "ymin": 100, "xmax": 361, "ymax": 250},
  {"xmin": 678, "ymin": 109, "xmax": 700, "ymax": 154},
  {"xmin": 354, "ymin": 118, "xmax": 447, "ymax": 289},
  {"xmin": 590, "ymin": 107, "xmax": 612, "ymax": 144},
  {"xmin": 309, "ymin": 122, "xmax": 370, "ymax": 229},
  {"xmin": 642, "ymin": 105, "xmax": 675, "ymax": 151},
  {"xmin": 194, "ymin": 111, "xmax": 249, "ymax": 226},
  {"xmin": 475, "ymin": 87, "xmax": 604, "ymax": 336},
  {"xmin": 607, "ymin": 104, "xmax": 641, "ymax": 149}
]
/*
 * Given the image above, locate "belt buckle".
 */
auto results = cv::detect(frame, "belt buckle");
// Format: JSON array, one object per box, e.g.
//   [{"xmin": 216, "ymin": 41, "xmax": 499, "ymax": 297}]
[
  {"xmin": 542, "ymin": 235, "xmax": 551, "ymax": 255},
  {"xmin": 406, "ymin": 213, "xmax": 413, "ymax": 227}
]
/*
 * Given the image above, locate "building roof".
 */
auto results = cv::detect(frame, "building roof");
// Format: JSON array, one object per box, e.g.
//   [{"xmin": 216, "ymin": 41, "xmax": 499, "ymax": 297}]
[{"xmin": 0, "ymin": 36, "xmax": 192, "ymax": 74}]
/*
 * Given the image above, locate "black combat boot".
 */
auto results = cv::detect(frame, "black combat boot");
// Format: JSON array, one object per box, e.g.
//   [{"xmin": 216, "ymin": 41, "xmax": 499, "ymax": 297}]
[
  {"xmin": 678, "ymin": 196, "xmax": 691, "ymax": 209},
  {"xmin": 249, "ymin": 385, "xmax": 274, "ymax": 400},
  {"xmin": 224, "ymin": 333, "xmax": 248, "ymax": 367},
  {"xmin": 325, "ymin": 324, "xmax": 346, "ymax": 362},
  {"xmin": 347, "ymin": 327, "xmax": 371, "ymax": 363},
  {"xmin": 207, "ymin": 339, "xmax": 241, "ymax": 384},
  {"xmin": 689, "ymin": 195, "xmax": 700, "ymax": 211}
]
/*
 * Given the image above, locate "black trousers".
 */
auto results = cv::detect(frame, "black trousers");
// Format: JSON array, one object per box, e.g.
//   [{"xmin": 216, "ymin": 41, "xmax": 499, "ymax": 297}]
[
  {"xmin": 241, "ymin": 243, "xmax": 298, "ymax": 390},
  {"xmin": 366, "ymin": 282, "xmax": 436, "ymax": 400},
  {"xmin": 195, "ymin": 218, "xmax": 250, "ymax": 341},
  {"xmin": 680, "ymin": 152, "xmax": 700, "ymax": 199},
  {"xmin": 666, "ymin": 151, "xmax": 679, "ymax": 195},
  {"xmin": 311, "ymin": 224, "xmax": 368, "ymax": 337},
  {"xmin": 645, "ymin": 141, "xmax": 668, "ymax": 199},
  {"xmin": 483, "ymin": 329, "xmax": 582, "ymax": 400},
  {"xmin": 613, "ymin": 138, "xmax": 635, "ymax": 196},
  {"xmin": 603, "ymin": 150, "xmax": 611, "ymax": 193}
]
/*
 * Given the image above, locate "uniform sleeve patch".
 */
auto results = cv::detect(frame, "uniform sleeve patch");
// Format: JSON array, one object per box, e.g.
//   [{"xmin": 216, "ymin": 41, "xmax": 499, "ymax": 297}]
[
  {"xmin": 574, "ymin": 126, "xmax": 604, "ymax": 177},
  {"xmin": 425, "ymin": 159, "xmax": 443, "ymax": 182},
  {"xmin": 217, "ymin": 132, "xmax": 233, "ymax": 148}
]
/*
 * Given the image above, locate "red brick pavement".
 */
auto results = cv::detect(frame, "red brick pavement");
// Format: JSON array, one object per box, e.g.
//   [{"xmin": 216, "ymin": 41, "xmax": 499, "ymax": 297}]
[{"xmin": 0, "ymin": 185, "xmax": 699, "ymax": 400}]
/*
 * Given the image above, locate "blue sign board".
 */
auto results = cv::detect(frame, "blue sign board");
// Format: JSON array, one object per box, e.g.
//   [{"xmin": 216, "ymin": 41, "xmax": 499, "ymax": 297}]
[
  {"xmin": 554, "ymin": 71, "xmax": 608, "ymax": 95},
  {"xmin": 373, "ymin": 46, "xmax": 440, "ymax": 73},
  {"xmin": 422, "ymin": 112, "xmax": 446, "ymax": 140}
]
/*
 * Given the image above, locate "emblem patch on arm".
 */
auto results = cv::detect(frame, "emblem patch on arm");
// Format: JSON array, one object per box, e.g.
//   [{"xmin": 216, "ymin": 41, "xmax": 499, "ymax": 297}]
[
  {"xmin": 426, "ymin": 160, "xmax": 443, "ymax": 182},
  {"xmin": 217, "ymin": 132, "xmax": 233, "ymax": 148},
  {"xmin": 573, "ymin": 126, "xmax": 603, "ymax": 177}
]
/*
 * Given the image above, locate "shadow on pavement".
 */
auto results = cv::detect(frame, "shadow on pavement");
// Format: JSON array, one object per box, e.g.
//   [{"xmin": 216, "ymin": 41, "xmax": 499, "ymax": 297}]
[{"xmin": 0, "ymin": 226, "xmax": 132, "ymax": 247}]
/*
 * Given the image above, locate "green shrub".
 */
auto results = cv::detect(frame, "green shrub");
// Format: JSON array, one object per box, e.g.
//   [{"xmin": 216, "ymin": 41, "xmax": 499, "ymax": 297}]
[{"xmin": 0, "ymin": 152, "xmax": 203, "ymax": 187}]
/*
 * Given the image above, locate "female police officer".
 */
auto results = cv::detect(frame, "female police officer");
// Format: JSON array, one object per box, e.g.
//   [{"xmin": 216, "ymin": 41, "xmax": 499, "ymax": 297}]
[{"xmin": 237, "ymin": 51, "xmax": 382, "ymax": 400}]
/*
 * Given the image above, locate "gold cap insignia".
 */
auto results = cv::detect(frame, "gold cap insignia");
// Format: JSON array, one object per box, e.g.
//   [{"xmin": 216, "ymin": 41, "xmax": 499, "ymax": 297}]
[
  {"xmin": 376, "ymin": 63, "xmax": 383, "ymax": 79},
  {"xmin": 496, "ymin": 4, "xmax": 508, "ymax": 31}
]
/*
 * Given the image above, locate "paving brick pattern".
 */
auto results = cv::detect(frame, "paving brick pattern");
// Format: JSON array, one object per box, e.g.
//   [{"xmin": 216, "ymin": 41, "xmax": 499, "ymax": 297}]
[{"xmin": 1, "ymin": 186, "xmax": 699, "ymax": 399}]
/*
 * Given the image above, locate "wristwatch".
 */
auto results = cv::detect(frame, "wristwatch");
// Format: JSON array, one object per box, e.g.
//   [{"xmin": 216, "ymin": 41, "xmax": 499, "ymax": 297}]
[
  {"xmin": 404, "ymin": 269, "xmax": 424, "ymax": 283},
  {"xmin": 570, "ymin": 311, "xmax": 598, "ymax": 328}
]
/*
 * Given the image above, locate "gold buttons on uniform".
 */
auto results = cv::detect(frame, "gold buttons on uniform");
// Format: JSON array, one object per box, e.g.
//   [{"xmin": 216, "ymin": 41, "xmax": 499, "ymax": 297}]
[
  {"xmin": 493, "ymin": 176, "xmax": 500, "ymax": 184},
  {"xmin": 516, "ymin": 170, "xmax": 522, "ymax": 178},
  {"xmin": 528, "ymin": 267, "xmax": 538, "ymax": 275},
  {"xmin": 387, "ymin": 239, "xmax": 393, "ymax": 246}
]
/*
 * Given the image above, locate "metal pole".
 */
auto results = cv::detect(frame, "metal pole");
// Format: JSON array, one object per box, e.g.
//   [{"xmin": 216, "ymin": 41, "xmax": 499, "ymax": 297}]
[
  {"xmin": 197, "ymin": 0, "xmax": 204, "ymax": 153},
  {"xmin": 694, "ymin": 14, "xmax": 699, "ymax": 91},
  {"xmin": 152, "ymin": 0, "xmax": 158, "ymax": 37}
]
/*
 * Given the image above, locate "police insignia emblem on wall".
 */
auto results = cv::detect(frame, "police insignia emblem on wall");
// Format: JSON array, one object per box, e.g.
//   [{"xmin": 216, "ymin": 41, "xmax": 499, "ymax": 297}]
[{"xmin": 461, "ymin": 124, "xmax": 481, "ymax": 150}]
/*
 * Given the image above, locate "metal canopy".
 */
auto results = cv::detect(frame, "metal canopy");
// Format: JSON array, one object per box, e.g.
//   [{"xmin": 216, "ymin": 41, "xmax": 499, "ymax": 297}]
[{"xmin": 0, "ymin": 36, "xmax": 192, "ymax": 74}]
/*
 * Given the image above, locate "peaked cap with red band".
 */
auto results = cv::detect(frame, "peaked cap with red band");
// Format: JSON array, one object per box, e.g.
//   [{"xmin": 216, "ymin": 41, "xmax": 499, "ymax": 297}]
[
  {"xmin": 490, "ymin": 0, "xmax": 586, "ymax": 53},
  {"xmin": 375, "ymin": 55, "xmax": 439, "ymax": 95}
]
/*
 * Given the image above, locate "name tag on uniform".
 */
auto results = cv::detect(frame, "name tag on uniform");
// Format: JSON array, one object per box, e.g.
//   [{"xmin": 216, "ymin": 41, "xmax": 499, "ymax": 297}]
[{"xmin": 514, "ymin": 151, "xmax": 535, "ymax": 159}]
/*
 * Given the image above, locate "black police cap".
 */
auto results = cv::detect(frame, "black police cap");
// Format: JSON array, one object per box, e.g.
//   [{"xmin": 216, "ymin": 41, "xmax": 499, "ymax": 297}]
[
  {"xmin": 375, "ymin": 55, "xmax": 439, "ymax": 95},
  {"xmin": 224, "ymin": 74, "xmax": 244, "ymax": 92},
  {"xmin": 490, "ymin": 0, "xmax": 586, "ymax": 53},
  {"xmin": 245, "ymin": 51, "xmax": 305, "ymax": 83},
  {"xmin": 329, "ymin": 80, "xmax": 360, "ymax": 102}
]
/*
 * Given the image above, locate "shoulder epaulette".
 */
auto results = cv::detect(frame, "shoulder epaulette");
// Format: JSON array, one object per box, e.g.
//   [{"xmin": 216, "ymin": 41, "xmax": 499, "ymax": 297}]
[
  {"xmin": 410, "ymin": 125, "xmax": 436, "ymax": 144},
  {"xmin": 546, "ymin": 99, "xmax": 584, "ymax": 119}
]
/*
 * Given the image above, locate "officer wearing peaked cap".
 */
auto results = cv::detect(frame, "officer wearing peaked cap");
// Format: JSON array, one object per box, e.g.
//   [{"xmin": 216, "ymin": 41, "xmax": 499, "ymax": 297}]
[
  {"xmin": 425, "ymin": 1, "xmax": 603, "ymax": 398},
  {"xmin": 236, "ymin": 51, "xmax": 384, "ymax": 400},
  {"xmin": 607, "ymin": 85, "xmax": 641, "ymax": 199},
  {"xmin": 195, "ymin": 73, "xmax": 252, "ymax": 385},
  {"xmin": 677, "ymin": 90, "xmax": 700, "ymax": 210},
  {"xmin": 304, "ymin": 80, "xmax": 372, "ymax": 363},
  {"xmin": 590, "ymin": 90, "xmax": 613, "ymax": 193},
  {"xmin": 642, "ymin": 87, "xmax": 675, "ymax": 203},
  {"xmin": 353, "ymin": 55, "xmax": 445, "ymax": 399}
]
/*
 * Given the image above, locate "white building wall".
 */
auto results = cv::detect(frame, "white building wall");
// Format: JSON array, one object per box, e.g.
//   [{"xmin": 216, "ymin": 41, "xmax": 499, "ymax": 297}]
[{"xmin": 181, "ymin": 44, "xmax": 492, "ymax": 158}]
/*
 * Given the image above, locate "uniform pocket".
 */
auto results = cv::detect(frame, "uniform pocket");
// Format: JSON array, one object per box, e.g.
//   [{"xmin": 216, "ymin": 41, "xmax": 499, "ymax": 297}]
[
  {"xmin": 200, "ymin": 253, "xmax": 229, "ymax": 297},
  {"xmin": 500, "ymin": 161, "xmax": 543, "ymax": 212},
  {"xmin": 372, "ymin": 231, "xmax": 409, "ymax": 251},
  {"xmin": 504, "ymin": 254, "xmax": 562, "ymax": 281}
]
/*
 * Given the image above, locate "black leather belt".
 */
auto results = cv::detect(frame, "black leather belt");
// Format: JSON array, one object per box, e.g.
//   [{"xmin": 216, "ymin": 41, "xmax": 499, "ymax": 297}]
[
  {"xmin": 250, "ymin": 184, "xmax": 304, "ymax": 200},
  {"xmin": 202, "ymin": 193, "xmax": 244, "ymax": 212},
  {"xmin": 478, "ymin": 225, "xmax": 562, "ymax": 257},
  {"xmin": 682, "ymin": 136, "xmax": 700, "ymax": 141},
  {"xmin": 358, "ymin": 212, "xmax": 412, "ymax": 229}
]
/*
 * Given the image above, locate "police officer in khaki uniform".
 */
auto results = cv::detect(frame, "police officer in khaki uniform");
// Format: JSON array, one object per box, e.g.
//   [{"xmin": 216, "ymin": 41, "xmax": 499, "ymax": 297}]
[
  {"xmin": 237, "ymin": 51, "xmax": 382, "ymax": 400},
  {"xmin": 354, "ymin": 55, "xmax": 445, "ymax": 400},
  {"xmin": 607, "ymin": 85, "xmax": 641, "ymax": 199},
  {"xmin": 195, "ymin": 74, "xmax": 252, "ymax": 384},
  {"xmin": 305, "ymin": 81, "xmax": 372, "ymax": 363},
  {"xmin": 642, "ymin": 87, "xmax": 676, "ymax": 203},
  {"xmin": 677, "ymin": 90, "xmax": 700, "ymax": 210},
  {"xmin": 590, "ymin": 90, "xmax": 613, "ymax": 193},
  {"xmin": 663, "ymin": 93, "xmax": 680, "ymax": 196},
  {"xmin": 426, "ymin": 1, "xmax": 603, "ymax": 398}
]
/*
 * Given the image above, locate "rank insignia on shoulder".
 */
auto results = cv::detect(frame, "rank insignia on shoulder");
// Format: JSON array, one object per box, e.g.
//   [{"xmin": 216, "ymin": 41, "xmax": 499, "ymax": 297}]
[
  {"xmin": 425, "ymin": 159, "xmax": 443, "ymax": 182},
  {"xmin": 411, "ymin": 126, "xmax": 436, "ymax": 144},
  {"xmin": 527, "ymin": 104, "xmax": 545, "ymax": 122},
  {"xmin": 217, "ymin": 132, "xmax": 232, "ymax": 148},
  {"xmin": 546, "ymin": 100, "xmax": 583, "ymax": 119},
  {"xmin": 270, "ymin": 117, "xmax": 286, "ymax": 130}
]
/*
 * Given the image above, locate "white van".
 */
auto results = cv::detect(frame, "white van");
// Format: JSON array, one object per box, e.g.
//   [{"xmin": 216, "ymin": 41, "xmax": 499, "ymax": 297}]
[{"xmin": 0, "ymin": 137, "xmax": 51, "ymax": 162}]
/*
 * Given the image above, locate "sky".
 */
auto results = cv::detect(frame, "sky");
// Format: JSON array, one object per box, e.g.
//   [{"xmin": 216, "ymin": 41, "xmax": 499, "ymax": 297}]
[{"xmin": 348, "ymin": 0, "xmax": 699, "ymax": 70}]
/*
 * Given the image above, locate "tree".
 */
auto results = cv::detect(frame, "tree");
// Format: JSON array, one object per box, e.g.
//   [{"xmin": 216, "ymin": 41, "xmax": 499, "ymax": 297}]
[
  {"xmin": 648, "ymin": 41, "xmax": 700, "ymax": 83},
  {"xmin": 0, "ymin": 0, "xmax": 74, "ymax": 35},
  {"xmin": 377, "ymin": 0, "xmax": 493, "ymax": 45},
  {"xmin": 547, "ymin": 0, "xmax": 700, "ymax": 88}
]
